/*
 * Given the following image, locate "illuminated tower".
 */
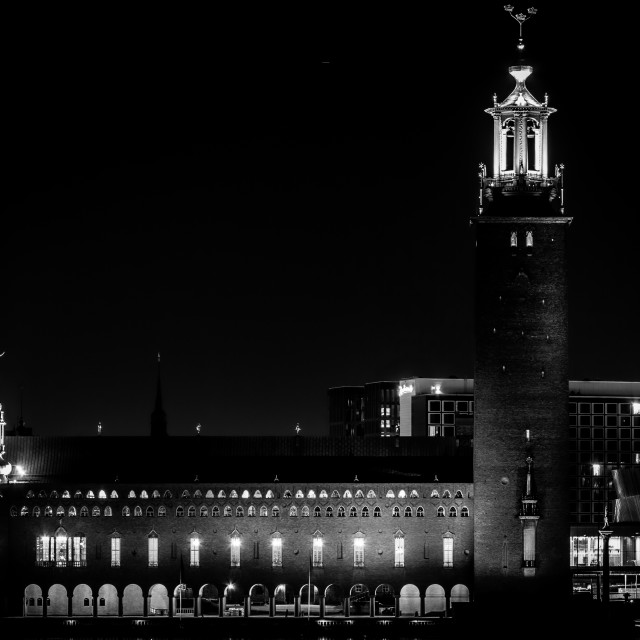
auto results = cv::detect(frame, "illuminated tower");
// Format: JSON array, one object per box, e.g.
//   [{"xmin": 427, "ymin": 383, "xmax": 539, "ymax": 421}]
[{"xmin": 471, "ymin": 7, "xmax": 572, "ymax": 608}]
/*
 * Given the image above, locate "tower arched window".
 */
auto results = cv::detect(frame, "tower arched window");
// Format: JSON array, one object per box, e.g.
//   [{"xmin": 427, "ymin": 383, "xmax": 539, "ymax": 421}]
[
  {"xmin": 248, "ymin": 505, "xmax": 256, "ymax": 517},
  {"xmin": 417, "ymin": 506, "xmax": 424, "ymax": 517},
  {"xmin": 68, "ymin": 506, "xmax": 76, "ymax": 517},
  {"xmin": 104, "ymin": 506, "xmax": 112, "ymax": 516},
  {"xmin": 404, "ymin": 506, "xmax": 412, "ymax": 517},
  {"xmin": 176, "ymin": 506, "xmax": 184, "ymax": 517},
  {"xmin": 386, "ymin": 490, "xmax": 395, "ymax": 498},
  {"xmin": 526, "ymin": 230, "xmax": 533, "ymax": 247},
  {"xmin": 307, "ymin": 490, "xmax": 316, "ymax": 499},
  {"xmin": 437, "ymin": 506, "xmax": 445, "ymax": 517},
  {"xmin": 20, "ymin": 506, "xmax": 28, "ymax": 516},
  {"xmin": 355, "ymin": 489, "xmax": 364, "ymax": 499},
  {"xmin": 337, "ymin": 506, "xmax": 345, "ymax": 518},
  {"xmin": 362, "ymin": 506, "xmax": 369, "ymax": 517},
  {"xmin": 98, "ymin": 490, "xmax": 107, "ymax": 499},
  {"xmin": 302, "ymin": 505, "xmax": 310, "ymax": 517},
  {"xmin": 134, "ymin": 506, "xmax": 142, "ymax": 517},
  {"xmin": 56, "ymin": 506, "xmax": 65, "ymax": 517},
  {"xmin": 461, "ymin": 506, "xmax": 470, "ymax": 517},
  {"xmin": 122, "ymin": 506, "xmax": 130, "ymax": 517},
  {"xmin": 92, "ymin": 506, "xmax": 100, "ymax": 517},
  {"xmin": 260, "ymin": 505, "xmax": 268, "ymax": 517},
  {"xmin": 254, "ymin": 490, "xmax": 262, "ymax": 498},
  {"xmin": 229, "ymin": 490, "xmax": 238, "ymax": 498},
  {"xmin": 392, "ymin": 506, "xmax": 400, "ymax": 517},
  {"xmin": 236, "ymin": 506, "xmax": 244, "ymax": 517},
  {"xmin": 319, "ymin": 489, "xmax": 328, "ymax": 499},
  {"xmin": 266, "ymin": 490, "xmax": 275, "ymax": 499},
  {"xmin": 110, "ymin": 490, "xmax": 119, "ymax": 499},
  {"xmin": 326, "ymin": 506, "xmax": 333, "ymax": 517},
  {"xmin": 283, "ymin": 490, "xmax": 292, "ymax": 499},
  {"xmin": 511, "ymin": 231, "xmax": 518, "ymax": 248},
  {"xmin": 158, "ymin": 506, "xmax": 167, "ymax": 517},
  {"xmin": 242, "ymin": 490, "xmax": 250, "ymax": 499},
  {"xmin": 331, "ymin": 490, "xmax": 340, "ymax": 499},
  {"xmin": 212, "ymin": 506, "xmax": 220, "ymax": 517},
  {"xmin": 289, "ymin": 505, "xmax": 298, "ymax": 517},
  {"xmin": 367, "ymin": 490, "xmax": 376, "ymax": 499},
  {"xmin": 443, "ymin": 490, "xmax": 451, "ymax": 499},
  {"xmin": 296, "ymin": 490, "xmax": 304, "ymax": 498},
  {"xmin": 187, "ymin": 505, "xmax": 196, "ymax": 517},
  {"xmin": 200, "ymin": 506, "xmax": 208, "ymax": 517},
  {"xmin": 373, "ymin": 506, "xmax": 381, "ymax": 518},
  {"xmin": 224, "ymin": 505, "xmax": 232, "ymax": 517},
  {"xmin": 271, "ymin": 506, "xmax": 280, "ymax": 517},
  {"xmin": 455, "ymin": 490, "xmax": 463, "ymax": 499},
  {"xmin": 146, "ymin": 506, "xmax": 154, "ymax": 517},
  {"xmin": 79, "ymin": 506, "xmax": 88, "ymax": 517},
  {"xmin": 431, "ymin": 489, "xmax": 439, "ymax": 498},
  {"xmin": 128, "ymin": 490, "xmax": 136, "ymax": 499},
  {"xmin": 140, "ymin": 490, "xmax": 149, "ymax": 499},
  {"xmin": 449, "ymin": 506, "xmax": 457, "ymax": 517},
  {"xmin": 343, "ymin": 490, "xmax": 352, "ymax": 499},
  {"xmin": 314, "ymin": 506, "xmax": 321, "ymax": 517},
  {"xmin": 398, "ymin": 490, "xmax": 407, "ymax": 499},
  {"xmin": 349, "ymin": 506, "xmax": 357, "ymax": 517}
]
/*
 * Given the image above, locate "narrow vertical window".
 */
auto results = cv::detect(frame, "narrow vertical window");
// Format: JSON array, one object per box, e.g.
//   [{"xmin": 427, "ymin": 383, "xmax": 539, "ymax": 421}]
[
  {"xmin": 190, "ymin": 537, "xmax": 200, "ymax": 567},
  {"xmin": 353, "ymin": 537, "xmax": 364, "ymax": 567},
  {"xmin": 526, "ymin": 231, "xmax": 533, "ymax": 247},
  {"xmin": 111, "ymin": 536, "xmax": 121, "ymax": 567},
  {"xmin": 510, "ymin": 231, "xmax": 518, "ymax": 248},
  {"xmin": 313, "ymin": 535, "xmax": 323, "ymax": 567},
  {"xmin": 148, "ymin": 533, "xmax": 158, "ymax": 567},
  {"xmin": 443, "ymin": 537, "xmax": 453, "ymax": 568},
  {"xmin": 231, "ymin": 535, "xmax": 241, "ymax": 567},
  {"xmin": 272, "ymin": 537, "xmax": 282, "ymax": 567},
  {"xmin": 395, "ymin": 535, "xmax": 405, "ymax": 568}
]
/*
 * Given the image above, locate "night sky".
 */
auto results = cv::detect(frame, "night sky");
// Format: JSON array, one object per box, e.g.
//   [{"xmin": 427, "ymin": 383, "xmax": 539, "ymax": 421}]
[{"xmin": 3, "ymin": 4, "xmax": 638, "ymax": 437}]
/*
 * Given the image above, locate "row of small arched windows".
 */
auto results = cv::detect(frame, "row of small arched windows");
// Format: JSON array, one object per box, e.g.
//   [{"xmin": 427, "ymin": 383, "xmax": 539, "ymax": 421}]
[
  {"xmin": 25, "ymin": 487, "xmax": 466, "ymax": 500},
  {"xmin": 11, "ymin": 503, "xmax": 470, "ymax": 518}
]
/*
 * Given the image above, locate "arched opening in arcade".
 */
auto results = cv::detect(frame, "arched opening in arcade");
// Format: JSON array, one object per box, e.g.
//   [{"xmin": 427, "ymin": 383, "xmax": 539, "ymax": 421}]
[
  {"xmin": 274, "ymin": 583, "xmax": 294, "ymax": 616},
  {"xmin": 299, "ymin": 583, "xmax": 320, "ymax": 617},
  {"xmin": 173, "ymin": 583, "xmax": 195, "ymax": 616},
  {"xmin": 324, "ymin": 584, "xmax": 344, "ymax": 616},
  {"xmin": 249, "ymin": 584, "xmax": 269, "ymax": 616},
  {"xmin": 48, "ymin": 584, "xmax": 68, "ymax": 616},
  {"xmin": 349, "ymin": 583, "xmax": 370, "ymax": 616},
  {"xmin": 199, "ymin": 583, "xmax": 219, "ymax": 617},
  {"xmin": 399, "ymin": 584, "xmax": 420, "ymax": 617},
  {"xmin": 123, "ymin": 584, "xmax": 144, "ymax": 616},
  {"xmin": 24, "ymin": 584, "xmax": 43, "ymax": 617},
  {"xmin": 149, "ymin": 584, "xmax": 169, "ymax": 616},
  {"xmin": 374, "ymin": 583, "xmax": 395, "ymax": 616},
  {"xmin": 97, "ymin": 584, "xmax": 118, "ymax": 616},
  {"xmin": 425, "ymin": 584, "xmax": 446, "ymax": 616},
  {"xmin": 72, "ymin": 584, "xmax": 93, "ymax": 616},
  {"xmin": 224, "ymin": 582, "xmax": 244, "ymax": 616}
]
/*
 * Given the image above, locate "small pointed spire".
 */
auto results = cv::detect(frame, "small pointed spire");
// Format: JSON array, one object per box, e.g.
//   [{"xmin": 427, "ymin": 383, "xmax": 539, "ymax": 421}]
[
  {"xmin": 97, "ymin": 422, "xmax": 102, "ymax": 435},
  {"xmin": 274, "ymin": 475, "xmax": 279, "ymax": 483},
  {"xmin": 354, "ymin": 475, "xmax": 359, "ymax": 482}
]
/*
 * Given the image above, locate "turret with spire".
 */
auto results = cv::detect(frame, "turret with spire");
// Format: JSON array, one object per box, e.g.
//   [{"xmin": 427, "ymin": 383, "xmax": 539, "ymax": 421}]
[{"xmin": 150, "ymin": 353, "xmax": 168, "ymax": 437}]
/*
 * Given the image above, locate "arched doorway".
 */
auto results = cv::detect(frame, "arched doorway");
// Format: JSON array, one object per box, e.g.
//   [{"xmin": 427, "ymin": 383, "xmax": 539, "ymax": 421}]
[
  {"xmin": 24, "ymin": 584, "xmax": 43, "ymax": 617},
  {"xmin": 149, "ymin": 584, "xmax": 169, "ymax": 616},
  {"xmin": 324, "ymin": 584, "xmax": 344, "ymax": 616},
  {"xmin": 349, "ymin": 584, "xmax": 370, "ymax": 616},
  {"xmin": 47, "ymin": 584, "xmax": 67, "ymax": 616},
  {"xmin": 123, "ymin": 584, "xmax": 143, "ymax": 616},
  {"xmin": 374, "ymin": 584, "xmax": 395, "ymax": 616},
  {"xmin": 273, "ymin": 583, "xmax": 294, "ymax": 616},
  {"xmin": 399, "ymin": 584, "xmax": 420, "ymax": 616},
  {"xmin": 97, "ymin": 584, "xmax": 118, "ymax": 616},
  {"xmin": 199, "ymin": 584, "xmax": 219, "ymax": 617},
  {"xmin": 299, "ymin": 583, "xmax": 319, "ymax": 617},
  {"xmin": 72, "ymin": 584, "xmax": 93, "ymax": 616},
  {"xmin": 425, "ymin": 584, "xmax": 446, "ymax": 615},
  {"xmin": 249, "ymin": 584, "xmax": 268, "ymax": 616}
]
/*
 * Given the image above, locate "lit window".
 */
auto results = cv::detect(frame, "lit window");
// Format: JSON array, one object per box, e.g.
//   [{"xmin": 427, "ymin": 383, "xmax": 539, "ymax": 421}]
[
  {"xmin": 229, "ymin": 490, "xmax": 238, "ymax": 499},
  {"xmin": 593, "ymin": 464, "xmax": 601, "ymax": 476},
  {"xmin": 302, "ymin": 506, "xmax": 310, "ymax": 517},
  {"xmin": 98, "ymin": 490, "xmax": 107, "ymax": 500},
  {"xmin": 386, "ymin": 490, "xmax": 395, "ymax": 498},
  {"xmin": 443, "ymin": 537, "xmax": 453, "ymax": 567},
  {"xmin": 266, "ymin": 490, "xmax": 275, "ymax": 499},
  {"xmin": 511, "ymin": 231, "xmax": 517, "ymax": 247},
  {"xmin": 122, "ymin": 506, "xmax": 130, "ymax": 517},
  {"xmin": 134, "ymin": 506, "xmax": 142, "ymax": 517},
  {"xmin": 272, "ymin": 537, "xmax": 282, "ymax": 567},
  {"xmin": 410, "ymin": 489, "xmax": 419, "ymax": 498},
  {"xmin": 176, "ymin": 506, "xmax": 184, "ymax": 517},
  {"xmin": 57, "ymin": 506, "xmax": 65, "ymax": 517},
  {"xmin": 140, "ymin": 490, "xmax": 148, "ymax": 499},
  {"xmin": 290, "ymin": 506, "xmax": 298, "ymax": 517},
  {"xmin": 254, "ymin": 490, "xmax": 262, "ymax": 498},
  {"xmin": 355, "ymin": 489, "xmax": 364, "ymax": 498},
  {"xmin": 231, "ymin": 535, "xmax": 241, "ymax": 567},
  {"xmin": 200, "ymin": 506, "xmax": 208, "ymax": 517},
  {"xmin": 68, "ymin": 506, "xmax": 76, "ymax": 517},
  {"xmin": 218, "ymin": 490, "xmax": 226, "ymax": 499},
  {"xmin": 395, "ymin": 534, "xmax": 405, "ymax": 568},
  {"xmin": 148, "ymin": 533, "xmax": 158, "ymax": 567},
  {"xmin": 331, "ymin": 490, "xmax": 340, "ymax": 498},
  {"xmin": 86, "ymin": 491, "xmax": 95, "ymax": 499},
  {"xmin": 337, "ymin": 506, "xmax": 345, "ymax": 517},
  {"xmin": 247, "ymin": 505, "xmax": 255, "ymax": 517},
  {"xmin": 224, "ymin": 505, "xmax": 232, "ymax": 517},
  {"xmin": 307, "ymin": 490, "xmax": 316, "ymax": 499},
  {"xmin": 633, "ymin": 402, "xmax": 640, "ymax": 415},
  {"xmin": 260, "ymin": 506, "xmax": 268, "ymax": 517},
  {"xmin": 20, "ymin": 506, "xmax": 28, "ymax": 516},
  {"xmin": 158, "ymin": 506, "xmax": 167, "ymax": 517},
  {"xmin": 343, "ymin": 490, "xmax": 352, "ymax": 499},
  {"xmin": 128, "ymin": 491, "xmax": 136, "ymax": 499},
  {"xmin": 319, "ymin": 490, "xmax": 328, "ymax": 499},
  {"xmin": 212, "ymin": 506, "xmax": 220, "ymax": 517},
  {"xmin": 296, "ymin": 490, "xmax": 304, "ymax": 498},
  {"xmin": 190, "ymin": 537, "xmax": 200, "ymax": 567},
  {"xmin": 353, "ymin": 537, "xmax": 364, "ymax": 567},
  {"xmin": 205, "ymin": 490, "xmax": 214, "ymax": 499},
  {"xmin": 367, "ymin": 490, "xmax": 376, "ymax": 499},
  {"xmin": 104, "ymin": 506, "xmax": 112, "ymax": 517},
  {"xmin": 152, "ymin": 490, "xmax": 161, "ymax": 498},
  {"xmin": 61, "ymin": 490, "xmax": 70, "ymax": 499},
  {"xmin": 526, "ymin": 231, "xmax": 533, "ymax": 247},
  {"xmin": 111, "ymin": 536, "xmax": 121, "ymax": 567},
  {"xmin": 398, "ymin": 490, "xmax": 406, "ymax": 499},
  {"xmin": 313, "ymin": 535, "xmax": 323, "ymax": 567}
]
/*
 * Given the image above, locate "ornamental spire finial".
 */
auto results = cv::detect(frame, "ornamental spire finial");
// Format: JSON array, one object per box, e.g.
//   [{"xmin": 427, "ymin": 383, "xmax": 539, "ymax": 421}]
[{"xmin": 504, "ymin": 5, "xmax": 538, "ymax": 51}]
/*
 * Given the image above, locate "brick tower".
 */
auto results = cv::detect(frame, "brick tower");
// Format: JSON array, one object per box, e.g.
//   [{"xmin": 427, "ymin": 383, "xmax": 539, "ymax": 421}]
[{"xmin": 471, "ymin": 8, "xmax": 572, "ymax": 610}]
